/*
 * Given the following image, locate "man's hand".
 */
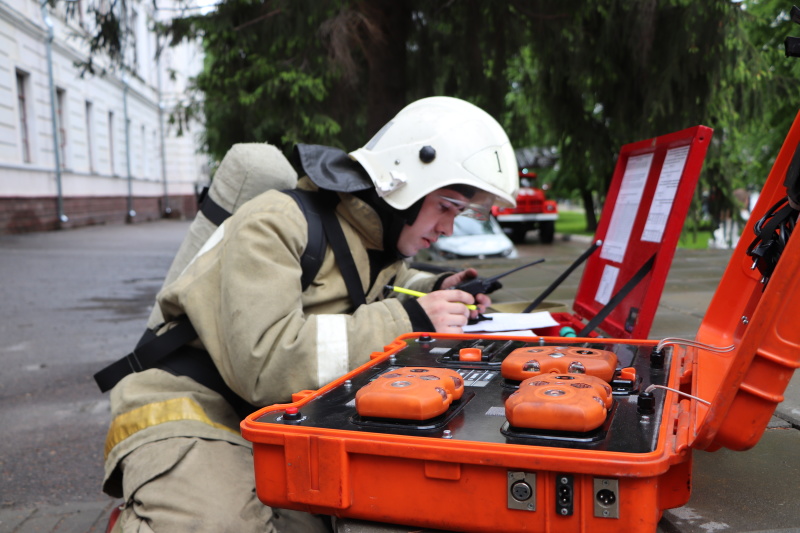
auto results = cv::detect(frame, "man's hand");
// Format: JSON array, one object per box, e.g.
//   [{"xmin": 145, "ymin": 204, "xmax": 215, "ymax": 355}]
[
  {"xmin": 440, "ymin": 268, "xmax": 478, "ymax": 290},
  {"xmin": 440, "ymin": 268, "xmax": 492, "ymax": 313},
  {"xmin": 441, "ymin": 267, "xmax": 502, "ymax": 296},
  {"xmin": 420, "ymin": 268, "xmax": 492, "ymax": 333},
  {"xmin": 417, "ymin": 289, "xmax": 482, "ymax": 334}
]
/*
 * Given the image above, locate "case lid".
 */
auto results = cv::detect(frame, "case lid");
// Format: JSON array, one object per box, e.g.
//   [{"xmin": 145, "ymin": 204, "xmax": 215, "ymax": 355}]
[
  {"xmin": 572, "ymin": 126, "xmax": 713, "ymax": 338},
  {"xmin": 691, "ymin": 113, "xmax": 800, "ymax": 451}
]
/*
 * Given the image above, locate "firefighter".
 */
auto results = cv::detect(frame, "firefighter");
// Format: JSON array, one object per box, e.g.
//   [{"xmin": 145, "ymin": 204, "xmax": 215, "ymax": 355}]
[{"xmin": 102, "ymin": 96, "xmax": 519, "ymax": 532}]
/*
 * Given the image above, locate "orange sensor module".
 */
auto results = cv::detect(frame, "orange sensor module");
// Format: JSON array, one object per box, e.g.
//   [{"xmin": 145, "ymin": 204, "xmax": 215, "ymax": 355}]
[
  {"xmin": 505, "ymin": 374, "xmax": 614, "ymax": 432},
  {"xmin": 501, "ymin": 345, "xmax": 618, "ymax": 383},
  {"xmin": 355, "ymin": 367, "xmax": 465, "ymax": 420}
]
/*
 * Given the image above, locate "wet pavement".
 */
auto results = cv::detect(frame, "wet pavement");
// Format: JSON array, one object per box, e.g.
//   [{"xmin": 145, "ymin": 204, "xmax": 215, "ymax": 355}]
[{"xmin": 0, "ymin": 220, "xmax": 798, "ymax": 532}]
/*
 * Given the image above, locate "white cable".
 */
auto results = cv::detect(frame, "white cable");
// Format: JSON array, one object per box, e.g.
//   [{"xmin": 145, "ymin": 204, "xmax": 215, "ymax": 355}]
[
  {"xmin": 655, "ymin": 337, "xmax": 735, "ymax": 354},
  {"xmin": 645, "ymin": 384, "xmax": 711, "ymax": 405}
]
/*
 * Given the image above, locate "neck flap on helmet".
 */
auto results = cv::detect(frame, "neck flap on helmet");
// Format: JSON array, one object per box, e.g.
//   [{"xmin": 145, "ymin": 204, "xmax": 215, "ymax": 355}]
[
  {"xmin": 293, "ymin": 144, "xmax": 374, "ymax": 193},
  {"xmin": 293, "ymin": 144, "xmax": 415, "ymax": 259}
]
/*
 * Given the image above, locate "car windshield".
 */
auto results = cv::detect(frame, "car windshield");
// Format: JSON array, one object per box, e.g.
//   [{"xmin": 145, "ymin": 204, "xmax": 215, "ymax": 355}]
[{"xmin": 451, "ymin": 216, "xmax": 496, "ymax": 237}]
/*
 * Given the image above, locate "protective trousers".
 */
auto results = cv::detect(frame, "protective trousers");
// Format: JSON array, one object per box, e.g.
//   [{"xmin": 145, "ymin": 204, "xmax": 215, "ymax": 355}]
[{"xmin": 111, "ymin": 437, "xmax": 332, "ymax": 533}]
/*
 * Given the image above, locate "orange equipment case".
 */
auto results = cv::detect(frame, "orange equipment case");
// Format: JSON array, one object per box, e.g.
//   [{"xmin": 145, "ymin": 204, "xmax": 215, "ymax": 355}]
[
  {"xmin": 241, "ymin": 118, "xmax": 800, "ymax": 532},
  {"xmin": 535, "ymin": 125, "xmax": 712, "ymax": 340}
]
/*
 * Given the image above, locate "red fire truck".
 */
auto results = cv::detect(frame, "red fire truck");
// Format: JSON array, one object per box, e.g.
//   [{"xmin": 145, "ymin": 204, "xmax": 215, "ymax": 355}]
[{"xmin": 492, "ymin": 170, "xmax": 558, "ymax": 244}]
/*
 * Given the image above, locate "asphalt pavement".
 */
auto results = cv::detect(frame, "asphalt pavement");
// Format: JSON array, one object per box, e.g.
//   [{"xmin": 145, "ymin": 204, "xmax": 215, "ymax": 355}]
[{"xmin": 0, "ymin": 219, "xmax": 798, "ymax": 533}]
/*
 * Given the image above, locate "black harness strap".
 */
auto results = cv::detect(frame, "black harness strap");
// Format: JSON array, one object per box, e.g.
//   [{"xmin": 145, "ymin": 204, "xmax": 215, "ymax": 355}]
[
  {"xmin": 93, "ymin": 189, "xmax": 366, "ymax": 409},
  {"xmin": 319, "ymin": 206, "xmax": 367, "ymax": 309},
  {"xmin": 286, "ymin": 189, "xmax": 366, "ymax": 308},
  {"xmin": 198, "ymin": 190, "xmax": 329, "ymax": 291},
  {"xmin": 94, "ymin": 324, "xmax": 258, "ymax": 419},
  {"xmin": 283, "ymin": 189, "xmax": 329, "ymax": 293},
  {"xmin": 577, "ymin": 254, "xmax": 656, "ymax": 338},
  {"xmin": 94, "ymin": 317, "xmax": 198, "ymax": 393},
  {"xmin": 159, "ymin": 344, "xmax": 258, "ymax": 420},
  {"xmin": 199, "ymin": 193, "xmax": 231, "ymax": 227}
]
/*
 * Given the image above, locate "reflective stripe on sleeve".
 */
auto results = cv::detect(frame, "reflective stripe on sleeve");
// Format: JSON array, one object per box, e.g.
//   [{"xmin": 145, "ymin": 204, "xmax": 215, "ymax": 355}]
[
  {"xmin": 104, "ymin": 397, "xmax": 238, "ymax": 458},
  {"xmin": 315, "ymin": 314, "xmax": 349, "ymax": 387},
  {"xmin": 180, "ymin": 222, "xmax": 226, "ymax": 276},
  {"xmin": 404, "ymin": 270, "xmax": 434, "ymax": 288}
]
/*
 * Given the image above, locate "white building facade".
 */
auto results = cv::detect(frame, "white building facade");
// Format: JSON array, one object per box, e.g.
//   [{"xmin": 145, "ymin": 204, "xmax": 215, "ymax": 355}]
[{"xmin": 0, "ymin": 0, "xmax": 208, "ymax": 233}]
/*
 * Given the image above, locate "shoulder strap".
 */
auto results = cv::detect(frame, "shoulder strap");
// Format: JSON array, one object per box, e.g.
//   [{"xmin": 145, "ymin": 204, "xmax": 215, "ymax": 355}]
[
  {"xmin": 199, "ymin": 187, "xmax": 331, "ymax": 292},
  {"xmin": 94, "ymin": 189, "xmax": 367, "ymax": 394},
  {"xmin": 283, "ymin": 189, "xmax": 327, "ymax": 291},
  {"xmin": 320, "ymin": 202, "xmax": 368, "ymax": 309},
  {"xmin": 285, "ymin": 189, "xmax": 366, "ymax": 307},
  {"xmin": 199, "ymin": 190, "xmax": 232, "ymax": 226}
]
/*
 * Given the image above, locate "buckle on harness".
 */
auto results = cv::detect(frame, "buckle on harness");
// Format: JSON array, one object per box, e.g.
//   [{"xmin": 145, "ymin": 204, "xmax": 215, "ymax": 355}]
[{"xmin": 125, "ymin": 350, "xmax": 144, "ymax": 373}]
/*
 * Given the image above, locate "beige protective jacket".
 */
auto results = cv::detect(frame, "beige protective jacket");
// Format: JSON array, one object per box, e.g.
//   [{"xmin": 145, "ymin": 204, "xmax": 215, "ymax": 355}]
[{"xmin": 102, "ymin": 183, "xmax": 438, "ymax": 496}]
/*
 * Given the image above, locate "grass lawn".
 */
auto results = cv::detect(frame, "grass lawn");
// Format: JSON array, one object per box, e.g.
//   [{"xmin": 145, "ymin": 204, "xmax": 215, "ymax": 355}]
[
  {"xmin": 677, "ymin": 229, "xmax": 712, "ymax": 249},
  {"xmin": 555, "ymin": 211, "xmax": 594, "ymax": 236},
  {"xmin": 556, "ymin": 210, "xmax": 712, "ymax": 249}
]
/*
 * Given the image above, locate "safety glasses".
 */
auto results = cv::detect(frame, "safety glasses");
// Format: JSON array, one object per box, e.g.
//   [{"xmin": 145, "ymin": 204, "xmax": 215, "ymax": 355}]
[{"xmin": 438, "ymin": 194, "xmax": 494, "ymax": 221}]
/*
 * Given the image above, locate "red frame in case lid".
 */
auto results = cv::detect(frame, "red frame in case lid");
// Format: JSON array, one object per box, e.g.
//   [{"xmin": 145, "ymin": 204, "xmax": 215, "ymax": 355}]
[
  {"xmin": 571, "ymin": 125, "xmax": 713, "ymax": 339},
  {"xmin": 690, "ymin": 113, "xmax": 800, "ymax": 451}
]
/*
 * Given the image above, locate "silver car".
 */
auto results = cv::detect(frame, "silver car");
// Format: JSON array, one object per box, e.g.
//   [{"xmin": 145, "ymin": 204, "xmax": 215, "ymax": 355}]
[{"xmin": 422, "ymin": 216, "xmax": 518, "ymax": 261}]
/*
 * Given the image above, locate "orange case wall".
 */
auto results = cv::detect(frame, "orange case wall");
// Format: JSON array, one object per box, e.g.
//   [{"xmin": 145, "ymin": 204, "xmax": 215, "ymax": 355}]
[
  {"xmin": 240, "ymin": 116, "xmax": 800, "ymax": 532},
  {"xmin": 243, "ymin": 335, "xmax": 685, "ymax": 533},
  {"xmin": 691, "ymin": 112, "xmax": 800, "ymax": 451}
]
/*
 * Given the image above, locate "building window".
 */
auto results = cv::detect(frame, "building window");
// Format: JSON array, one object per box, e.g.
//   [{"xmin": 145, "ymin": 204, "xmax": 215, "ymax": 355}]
[
  {"xmin": 85, "ymin": 101, "xmax": 94, "ymax": 172},
  {"xmin": 108, "ymin": 111, "xmax": 115, "ymax": 174},
  {"xmin": 130, "ymin": 9, "xmax": 139, "ymax": 73},
  {"xmin": 126, "ymin": 118, "xmax": 131, "ymax": 177},
  {"xmin": 141, "ymin": 124, "xmax": 147, "ymax": 178},
  {"xmin": 153, "ymin": 129, "xmax": 159, "ymax": 179},
  {"xmin": 16, "ymin": 70, "xmax": 31, "ymax": 163},
  {"xmin": 56, "ymin": 87, "xmax": 67, "ymax": 168},
  {"xmin": 64, "ymin": 0, "xmax": 85, "ymax": 29}
]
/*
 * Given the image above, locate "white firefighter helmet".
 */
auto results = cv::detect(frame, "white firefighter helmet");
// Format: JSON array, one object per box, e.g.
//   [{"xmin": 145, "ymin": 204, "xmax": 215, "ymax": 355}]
[{"xmin": 349, "ymin": 96, "xmax": 519, "ymax": 212}]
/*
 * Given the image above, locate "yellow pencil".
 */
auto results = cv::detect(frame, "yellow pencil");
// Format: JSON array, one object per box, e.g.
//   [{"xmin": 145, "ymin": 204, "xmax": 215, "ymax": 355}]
[{"xmin": 385, "ymin": 285, "xmax": 477, "ymax": 310}]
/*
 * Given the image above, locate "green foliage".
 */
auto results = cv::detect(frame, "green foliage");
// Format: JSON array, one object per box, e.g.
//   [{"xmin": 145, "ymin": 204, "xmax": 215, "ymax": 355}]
[
  {"xmin": 681, "ymin": 1, "xmax": 800, "ymax": 237},
  {"xmin": 731, "ymin": 0, "xmax": 800, "ymax": 181},
  {"xmin": 74, "ymin": 0, "xmax": 128, "ymax": 76},
  {"xmin": 67, "ymin": 0, "xmax": 800, "ymax": 223},
  {"xmin": 162, "ymin": 0, "xmax": 349, "ymax": 159},
  {"xmin": 161, "ymin": 1, "xmax": 538, "ymax": 161},
  {"xmin": 512, "ymin": 1, "xmax": 763, "ymax": 230}
]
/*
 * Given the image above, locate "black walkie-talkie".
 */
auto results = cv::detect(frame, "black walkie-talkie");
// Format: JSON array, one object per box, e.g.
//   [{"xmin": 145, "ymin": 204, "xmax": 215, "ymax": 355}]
[{"xmin": 455, "ymin": 258, "xmax": 545, "ymax": 296}]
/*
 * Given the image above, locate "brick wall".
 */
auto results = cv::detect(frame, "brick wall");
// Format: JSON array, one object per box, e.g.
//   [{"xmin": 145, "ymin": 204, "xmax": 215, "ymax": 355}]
[{"xmin": 0, "ymin": 195, "xmax": 199, "ymax": 234}]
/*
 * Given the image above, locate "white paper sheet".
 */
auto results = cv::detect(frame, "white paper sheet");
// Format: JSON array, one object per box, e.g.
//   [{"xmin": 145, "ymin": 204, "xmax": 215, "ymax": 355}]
[
  {"xmin": 600, "ymin": 153, "xmax": 654, "ymax": 263},
  {"xmin": 595, "ymin": 264, "xmax": 620, "ymax": 305},
  {"xmin": 641, "ymin": 146, "xmax": 690, "ymax": 243},
  {"xmin": 484, "ymin": 330, "xmax": 540, "ymax": 337},
  {"xmin": 462, "ymin": 312, "xmax": 559, "ymax": 333}
]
